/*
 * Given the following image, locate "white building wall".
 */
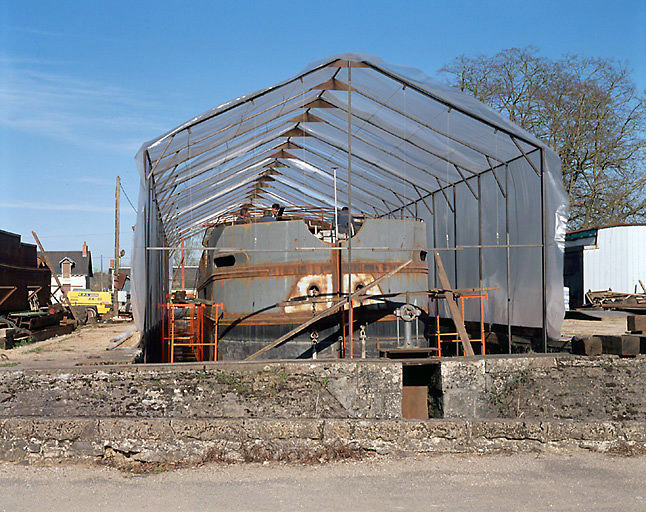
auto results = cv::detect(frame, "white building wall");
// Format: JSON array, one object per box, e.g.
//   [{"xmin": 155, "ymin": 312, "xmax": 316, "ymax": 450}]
[
  {"xmin": 51, "ymin": 275, "xmax": 88, "ymax": 301},
  {"xmin": 583, "ymin": 226, "xmax": 646, "ymax": 294}
]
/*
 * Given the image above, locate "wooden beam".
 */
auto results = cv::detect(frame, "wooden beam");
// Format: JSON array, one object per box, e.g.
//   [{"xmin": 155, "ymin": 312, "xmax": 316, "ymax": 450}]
[
  {"xmin": 0, "ymin": 286, "xmax": 17, "ymax": 307},
  {"xmin": 434, "ymin": 250, "xmax": 475, "ymax": 356},
  {"xmin": 326, "ymin": 59, "xmax": 370, "ymax": 68},
  {"xmin": 273, "ymin": 142, "xmax": 303, "ymax": 151},
  {"xmin": 286, "ymin": 112, "xmax": 324, "ymax": 123},
  {"xmin": 302, "ymin": 99, "xmax": 336, "ymax": 109},
  {"xmin": 31, "ymin": 231, "xmax": 81, "ymax": 325},
  {"xmin": 266, "ymin": 150, "xmax": 298, "ymax": 159},
  {"xmin": 245, "ymin": 259, "xmax": 413, "ymax": 361},
  {"xmin": 310, "ymin": 79, "xmax": 352, "ymax": 91}
]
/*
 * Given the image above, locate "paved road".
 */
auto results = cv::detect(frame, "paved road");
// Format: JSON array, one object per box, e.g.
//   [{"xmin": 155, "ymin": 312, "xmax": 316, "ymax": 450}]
[{"xmin": 1, "ymin": 452, "xmax": 644, "ymax": 511}]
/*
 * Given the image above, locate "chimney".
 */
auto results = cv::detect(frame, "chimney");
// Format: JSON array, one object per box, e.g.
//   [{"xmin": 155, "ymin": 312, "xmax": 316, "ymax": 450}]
[{"xmin": 82, "ymin": 241, "xmax": 88, "ymax": 257}]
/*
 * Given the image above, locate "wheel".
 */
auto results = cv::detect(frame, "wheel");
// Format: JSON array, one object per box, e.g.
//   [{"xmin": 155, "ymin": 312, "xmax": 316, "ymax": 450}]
[{"xmin": 85, "ymin": 307, "xmax": 98, "ymax": 323}]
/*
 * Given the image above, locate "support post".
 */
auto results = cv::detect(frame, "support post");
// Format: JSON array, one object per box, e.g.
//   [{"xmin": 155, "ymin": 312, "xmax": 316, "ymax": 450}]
[
  {"xmin": 181, "ymin": 239, "xmax": 185, "ymax": 291},
  {"xmin": 540, "ymin": 149, "xmax": 548, "ymax": 352},
  {"xmin": 434, "ymin": 251, "xmax": 475, "ymax": 356},
  {"xmin": 113, "ymin": 176, "xmax": 121, "ymax": 318},
  {"xmin": 347, "ymin": 61, "xmax": 353, "ymax": 358},
  {"xmin": 505, "ymin": 164, "xmax": 511, "ymax": 354},
  {"xmin": 452, "ymin": 185, "xmax": 458, "ymax": 289}
]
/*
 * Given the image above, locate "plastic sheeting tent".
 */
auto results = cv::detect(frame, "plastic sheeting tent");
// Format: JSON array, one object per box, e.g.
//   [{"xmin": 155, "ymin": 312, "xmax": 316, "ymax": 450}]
[{"xmin": 133, "ymin": 53, "xmax": 568, "ymax": 361}]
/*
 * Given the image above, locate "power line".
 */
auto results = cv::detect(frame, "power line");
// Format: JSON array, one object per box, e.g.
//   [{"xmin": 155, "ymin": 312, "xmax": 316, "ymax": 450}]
[{"xmin": 120, "ymin": 183, "xmax": 138, "ymax": 213}]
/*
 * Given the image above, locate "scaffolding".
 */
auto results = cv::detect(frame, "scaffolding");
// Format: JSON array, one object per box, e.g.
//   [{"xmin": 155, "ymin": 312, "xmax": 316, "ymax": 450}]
[
  {"xmin": 159, "ymin": 296, "xmax": 223, "ymax": 363},
  {"xmin": 432, "ymin": 292, "xmax": 488, "ymax": 357}
]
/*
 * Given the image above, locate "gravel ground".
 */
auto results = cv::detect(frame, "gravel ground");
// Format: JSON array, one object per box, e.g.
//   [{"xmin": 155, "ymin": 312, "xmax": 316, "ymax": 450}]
[
  {"xmin": 1, "ymin": 452, "xmax": 644, "ymax": 511},
  {"xmin": 0, "ymin": 320, "xmax": 137, "ymax": 369}
]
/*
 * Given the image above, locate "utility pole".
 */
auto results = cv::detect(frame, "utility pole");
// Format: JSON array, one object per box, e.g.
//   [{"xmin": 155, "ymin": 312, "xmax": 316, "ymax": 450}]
[
  {"xmin": 100, "ymin": 255, "xmax": 103, "ymax": 291},
  {"xmin": 113, "ymin": 176, "xmax": 120, "ymax": 317}
]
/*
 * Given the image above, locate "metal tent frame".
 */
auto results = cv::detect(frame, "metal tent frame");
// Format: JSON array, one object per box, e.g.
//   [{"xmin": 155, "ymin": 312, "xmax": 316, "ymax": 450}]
[{"xmin": 133, "ymin": 53, "xmax": 568, "ymax": 362}]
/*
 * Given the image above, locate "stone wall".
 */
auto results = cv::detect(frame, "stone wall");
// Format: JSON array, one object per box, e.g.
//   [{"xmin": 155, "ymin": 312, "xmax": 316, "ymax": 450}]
[
  {"xmin": 440, "ymin": 355, "xmax": 646, "ymax": 421},
  {"xmin": 2, "ymin": 355, "xmax": 646, "ymax": 463},
  {"xmin": 0, "ymin": 361, "xmax": 402, "ymax": 420},
  {"xmin": 1, "ymin": 417, "xmax": 644, "ymax": 463}
]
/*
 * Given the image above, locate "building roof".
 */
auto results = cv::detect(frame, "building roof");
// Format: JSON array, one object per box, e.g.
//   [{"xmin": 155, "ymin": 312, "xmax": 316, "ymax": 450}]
[
  {"xmin": 38, "ymin": 250, "xmax": 93, "ymax": 277},
  {"xmin": 566, "ymin": 223, "xmax": 646, "ymax": 237}
]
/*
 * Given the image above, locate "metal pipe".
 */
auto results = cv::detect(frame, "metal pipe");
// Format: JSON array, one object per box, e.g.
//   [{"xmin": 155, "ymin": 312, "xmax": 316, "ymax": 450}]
[
  {"xmin": 396, "ymin": 314, "xmax": 400, "ymax": 345},
  {"xmin": 453, "ymin": 185, "xmax": 458, "ymax": 289},
  {"xmin": 478, "ymin": 174, "xmax": 483, "ymax": 296},
  {"xmin": 333, "ymin": 167, "xmax": 339, "ymax": 241},
  {"xmin": 146, "ymin": 243, "xmax": 545, "ymax": 253},
  {"xmin": 403, "ymin": 319, "xmax": 412, "ymax": 347},
  {"xmin": 505, "ymin": 164, "xmax": 512, "ymax": 354},
  {"xmin": 540, "ymin": 148, "xmax": 548, "ymax": 352},
  {"xmin": 347, "ymin": 62, "xmax": 353, "ymax": 358}
]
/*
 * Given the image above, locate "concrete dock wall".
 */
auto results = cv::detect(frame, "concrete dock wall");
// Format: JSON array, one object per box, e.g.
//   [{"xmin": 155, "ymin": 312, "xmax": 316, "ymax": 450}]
[
  {"xmin": 440, "ymin": 355, "xmax": 645, "ymax": 421},
  {"xmin": 1, "ymin": 355, "xmax": 644, "ymax": 463},
  {"xmin": 0, "ymin": 361, "xmax": 402, "ymax": 420},
  {"xmin": 1, "ymin": 417, "xmax": 644, "ymax": 463}
]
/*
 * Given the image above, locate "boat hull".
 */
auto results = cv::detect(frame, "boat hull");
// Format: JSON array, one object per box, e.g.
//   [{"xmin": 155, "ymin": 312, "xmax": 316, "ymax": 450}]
[{"xmin": 198, "ymin": 218, "xmax": 429, "ymax": 360}]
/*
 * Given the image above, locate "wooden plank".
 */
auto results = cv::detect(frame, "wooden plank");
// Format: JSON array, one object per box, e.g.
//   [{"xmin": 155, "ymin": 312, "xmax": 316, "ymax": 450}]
[
  {"xmin": 31, "ymin": 231, "xmax": 81, "ymax": 325},
  {"xmin": 245, "ymin": 259, "xmax": 413, "ymax": 361},
  {"xmin": 0, "ymin": 287, "xmax": 17, "ymax": 307},
  {"xmin": 433, "ymin": 251, "xmax": 475, "ymax": 356}
]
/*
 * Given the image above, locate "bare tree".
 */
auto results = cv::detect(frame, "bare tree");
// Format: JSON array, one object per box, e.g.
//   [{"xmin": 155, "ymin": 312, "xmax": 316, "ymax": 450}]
[
  {"xmin": 440, "ymin": 47, "xmax": 646, "ymax": 229},
  {"xmin": 172, "ymin": 231, "xmax": 204, "ymax": 267}
]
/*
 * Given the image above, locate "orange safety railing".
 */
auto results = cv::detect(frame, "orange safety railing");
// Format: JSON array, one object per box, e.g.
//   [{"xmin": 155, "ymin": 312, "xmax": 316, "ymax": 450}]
[
  {"xmin": 159, "ymin": 297, "xmax": 224, "ymax": 363},
  {"xmin": 432, "ymin": 293, "xmax": 488, "ymax": 357}
]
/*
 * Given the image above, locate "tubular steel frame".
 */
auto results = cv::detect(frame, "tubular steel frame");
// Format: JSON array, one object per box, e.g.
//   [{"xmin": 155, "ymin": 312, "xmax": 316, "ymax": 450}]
[{"xmin": 138, "ymin": 55, "xmax": 556, "ymax": 361}]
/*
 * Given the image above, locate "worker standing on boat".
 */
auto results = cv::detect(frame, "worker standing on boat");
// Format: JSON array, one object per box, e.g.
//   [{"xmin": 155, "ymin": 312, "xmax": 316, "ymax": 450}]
[
  {"xmin": 271, "ymin": 203, "xmax": 283, "ymax": 220},
  {"xmin": 235, "ymin": 207, "xmax": 250, "ymax": 224},
  {"xmin": 337, "ymin": 206, "xmax": 354, "ymax": 236},
  {"xmin": 259, "ymin": 209, "xmax": 275, "ymax": 222}
]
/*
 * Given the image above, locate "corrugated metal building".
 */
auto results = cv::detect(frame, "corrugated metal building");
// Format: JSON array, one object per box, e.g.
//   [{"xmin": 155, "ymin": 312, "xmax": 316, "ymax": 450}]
[{"xmin": 564, "ymin": 224, "xmax": 646, "ymax": 307}]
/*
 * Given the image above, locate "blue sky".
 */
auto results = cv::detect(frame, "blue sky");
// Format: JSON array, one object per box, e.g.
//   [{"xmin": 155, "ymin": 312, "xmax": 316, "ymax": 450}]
[{"xmin": 1, "ymin": 0, "xmax": 644, "ymax": 268}]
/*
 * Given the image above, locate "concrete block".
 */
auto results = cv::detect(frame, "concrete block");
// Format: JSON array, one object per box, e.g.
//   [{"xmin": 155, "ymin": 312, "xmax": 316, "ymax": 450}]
[{"xmin": 571, "ymin": 336, "xmax": 602, "ymax": 356}]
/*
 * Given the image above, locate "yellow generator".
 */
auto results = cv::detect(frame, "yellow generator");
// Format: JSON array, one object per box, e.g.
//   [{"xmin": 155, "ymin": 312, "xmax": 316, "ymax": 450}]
[{"xmin": 67, "ymin": 290, "xmax": 112, "ymax": 321}]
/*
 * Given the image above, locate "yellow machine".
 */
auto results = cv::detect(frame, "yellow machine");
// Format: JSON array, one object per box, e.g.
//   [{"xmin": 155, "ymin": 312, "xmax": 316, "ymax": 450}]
[{"xmin": 67, "ymin": 290, "xmax": 112, "ymax": 318}]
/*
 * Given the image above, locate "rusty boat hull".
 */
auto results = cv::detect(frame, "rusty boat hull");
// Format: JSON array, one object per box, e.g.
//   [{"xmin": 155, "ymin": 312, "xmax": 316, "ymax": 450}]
[{"xmin": 198, "ymin": 218, "xmax": 429, "ymax": 360}]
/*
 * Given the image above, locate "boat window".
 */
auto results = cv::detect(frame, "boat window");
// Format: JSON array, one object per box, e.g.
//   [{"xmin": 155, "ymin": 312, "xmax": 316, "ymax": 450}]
[
  {"xmin": 214, "ymin": 255, "xmax": 236, "ymax": 267},
  {"xmin": 419, "ymin": 251, "xmax": 427, "ymax": 262}
]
